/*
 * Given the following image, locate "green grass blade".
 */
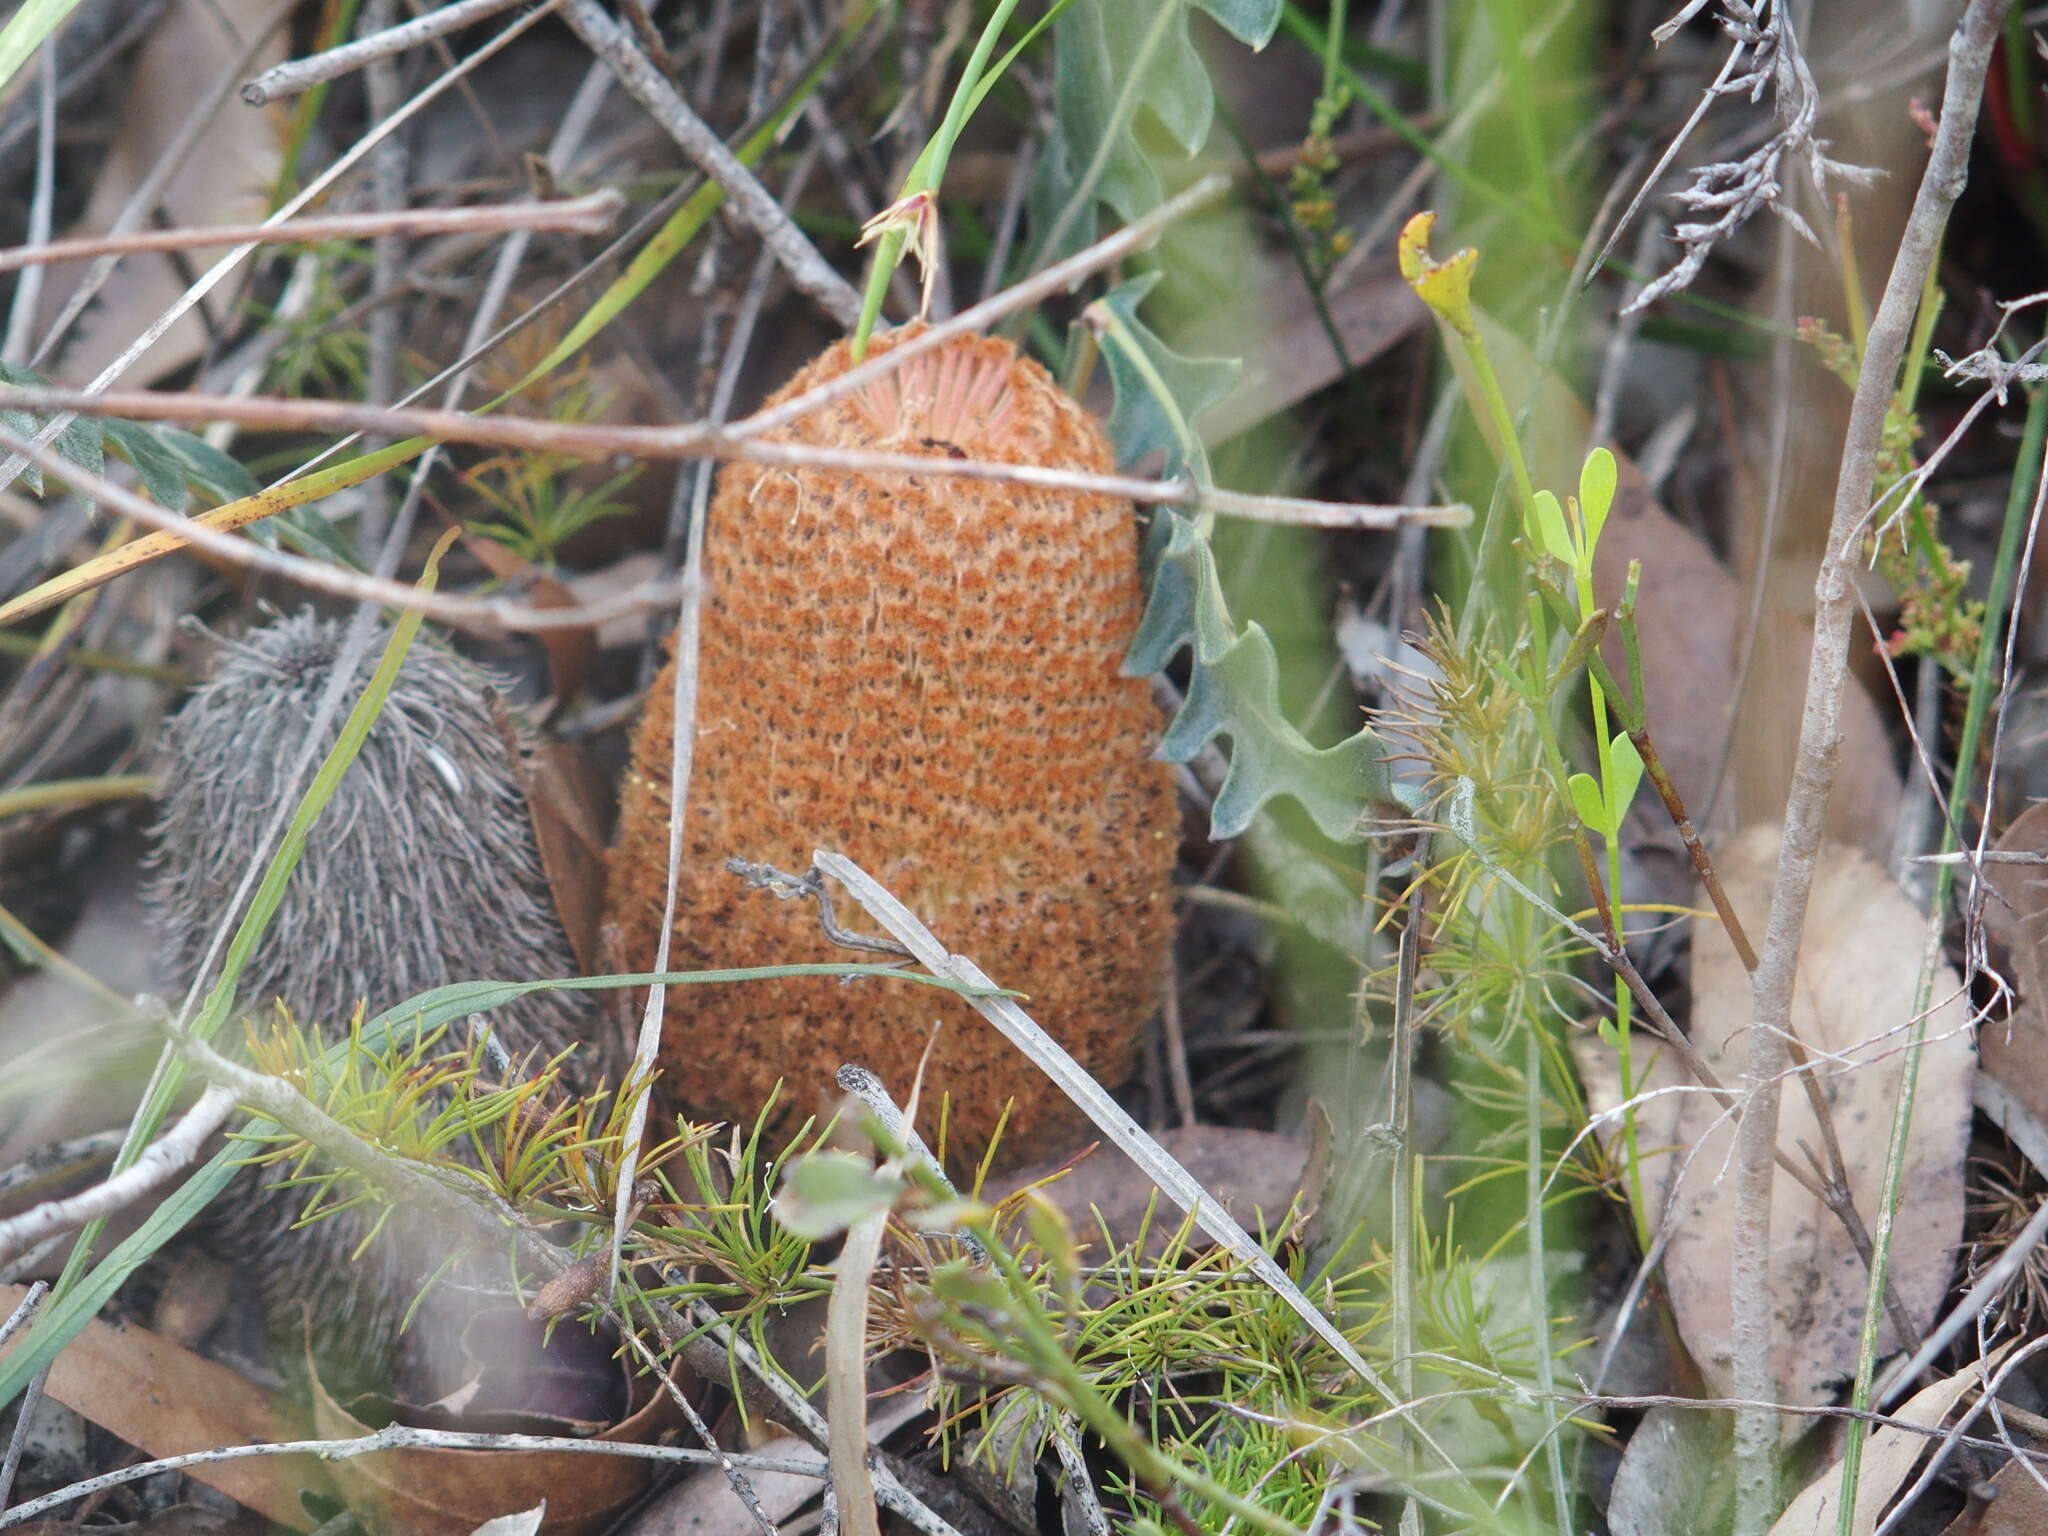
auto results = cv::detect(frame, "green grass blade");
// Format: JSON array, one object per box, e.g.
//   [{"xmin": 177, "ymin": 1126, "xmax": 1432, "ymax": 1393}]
[
  {"xmin": 0, "ymin": 0, "xmax": 82, "ymax": 101},
  {"xmin": 0, "ymin": 1150, "xmax": 240, "ymax": 1408},
  {"xmin": 360, "ymin": 966, "xmax": 1015, "ymax": 1050}
]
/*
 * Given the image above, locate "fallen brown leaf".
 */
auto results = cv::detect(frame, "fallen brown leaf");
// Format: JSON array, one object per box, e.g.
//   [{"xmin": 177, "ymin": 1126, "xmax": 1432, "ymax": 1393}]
[
  {"xmin": 309, "ymin": 1352, "xmax": 681, "ymax": 1536},
  {"xmin": 1938, "ymin": 1449, "xmax": 2048, "ymax": 1535},
  {"xmin": 1976, "ymin": 803, "xmax": 2048, "ymax": 1131},
  {"xmin": 1769, "ymin": 1349, "xmax": 1999, "ymax": 1535},
  {"xmin": 989, "ymin": 1125, "xmax": 1308, "ymax": 1260},
  {"xmin": 1667, "ymin": 825, "xmax": 1972, "ymax": 1408},
  {"xmin": 482, "ymin": 691, "xmax": 611, "ymax": 979},
  {"xmin": 1605, "ymin": 1404, "xmax": 1732, "ymax": 1536},
  {"xmin": 1571, "ymin": 1026, "xmax": 1690, "ymax": 1234},
  {"xmin": 42, "ymin": 0, "xmax": 285, "ymax": 387},
  {"xmin": 455, "ymin": 529, "xmax": 597, "ymax": 710},
  {"xmin": 0, "ymin": 1281, "xmax": 327, "ymax": 1529}
]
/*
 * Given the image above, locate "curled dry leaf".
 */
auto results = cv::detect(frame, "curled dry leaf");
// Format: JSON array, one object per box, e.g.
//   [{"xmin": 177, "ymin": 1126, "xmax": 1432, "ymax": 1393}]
[
  {"xmin": 308, "ymin": 1354, "xmax": 681, "ymax": 1536},
  {"xmin": 0, "ymin": 1281, "xmax": 327, "ymax": 1529},
  {"xmin": 1976, "ymin": 802, "xmax": 2048, "ymax": 1133},
  {"xmin": 456, "ymin": 528, "xmax": 599, "ymax": 711},
  {"xmin": 43, "ymin": 0, "xmax": 286, "ymax": 386},
  {"xmin": 1937, "ymin": 1451, "xmax": 2048, "ymax": 1535},
  {"xmin": 1666, "ymin": 825, "xmax": 1972, "ymax": 1408},
  {"xmin": 1768, "ymin": 1348, "xmax": 2002, "ymax": 1535}
]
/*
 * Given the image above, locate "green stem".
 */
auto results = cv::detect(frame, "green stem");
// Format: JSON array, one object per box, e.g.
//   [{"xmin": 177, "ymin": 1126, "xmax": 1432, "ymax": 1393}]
[
  {"xmin": 851, "ymin": 0, "xmax": 1026, "ymax": 355},
  {"xmin": 1322, "ymin": 0, "xmax": 1347, "ymax": 101},
  {"xmin": 1577, "ymin": 627, "xmax": 1645, "ymax": 1251},
  {"xmin": 0, "ymin": 773, "xmax": 157, "ymax": 820},
  {"xmin": 1277, "ymin": 2, "xmax": 1572, "ymax": 249}
]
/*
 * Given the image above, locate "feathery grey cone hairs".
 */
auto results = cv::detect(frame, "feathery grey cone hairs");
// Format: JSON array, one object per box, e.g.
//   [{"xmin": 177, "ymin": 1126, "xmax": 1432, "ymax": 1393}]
[{"xmin": 145, "ymin": 610, "xmax": 608, "ymax": 1393}]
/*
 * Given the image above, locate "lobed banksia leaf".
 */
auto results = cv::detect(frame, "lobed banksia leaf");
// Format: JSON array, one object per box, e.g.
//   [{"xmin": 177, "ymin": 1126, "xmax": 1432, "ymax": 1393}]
[
  {"xmin": 605, "ymin": 326, "xmax": 1179, "ymax": 1168},
  {"xmin": 1126, "ymin": 511, "xmax": 1390, "ymax": 842}
]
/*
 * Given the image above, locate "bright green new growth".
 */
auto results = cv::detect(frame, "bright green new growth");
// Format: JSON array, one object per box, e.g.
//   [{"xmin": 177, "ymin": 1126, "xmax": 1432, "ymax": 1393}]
[{"xmin": 1406, "ymin": 213, "xmax": 1656, "ymax": 1255}]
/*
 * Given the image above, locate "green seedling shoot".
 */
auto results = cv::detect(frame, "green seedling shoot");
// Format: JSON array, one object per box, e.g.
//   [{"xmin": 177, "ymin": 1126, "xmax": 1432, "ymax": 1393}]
[
  {"xmin": 1401, "ymin": 211, "xmax": 1653, "ymax": 1248},
  {"xmin": 1536, "ymin": 450, "xmax": 1649, "ymax": 1245}
]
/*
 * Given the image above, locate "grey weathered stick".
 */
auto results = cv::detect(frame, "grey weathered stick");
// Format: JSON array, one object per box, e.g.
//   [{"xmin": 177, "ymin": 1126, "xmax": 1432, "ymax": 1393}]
[
  {"xmin": 557, "ymin": 0, "xmax": 860, "ymax": 327},
  {"xmin": 606, "ymin": 154, "xmax": 799, "ymax": 1300},
  {"xmin": 0, "ymin": 1425, "xmax": 827, "ymax": 1530},
  {"xmin": 0, "ymin": 1085, "xmax": 237, "ymax": 1267},
  {"xmin": 242, "ymin": 0, "xmax": 531, "ymax": 103},
  {"xmin": 30, "ymin": 0, "xmax": 297, "ymax": 370},
  {"xmin": 0, "ymin": 1286, "xmax": 41, "ymax": 1352},
  {"xmin": 0, "ymin": 1282, "xmax": 43, "ymax": 1515},
  {"xmin": 1728, "ymin": 5, "xmax": 2010, "ymax": 1530},
  {"xmin": 0, "ymin": 191, "xmax": 624, "ymax": 272},
  {"xmin": 0, "ymin": 413, "xmax": 687, "ymax": 634},
  {"xmin": 163, "ymin": 1028, "xmax": 557, "ymax": 1268},
  {"xmin": 808, "ymin": 850, "xmax": 1473, "ymax": 1489}
]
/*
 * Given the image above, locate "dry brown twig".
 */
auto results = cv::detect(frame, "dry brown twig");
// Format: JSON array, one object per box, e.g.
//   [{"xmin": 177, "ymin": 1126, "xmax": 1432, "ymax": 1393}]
[
  {"xmin": 1727, "ymin": 3, "xmax": 2011, "ymax": 1529},
  {"xmin": 0, "ymin": 192, "xmax": 626, "ymax": 273},
  {"xmin": 558, "ymin": 0, "xmax": 860, "ymax": 327},
  {"xmin": 0, "ymin": 173, "xmax": 1468, "ymax": 632},
  {"xmin": 0, "ymin": 0, "xmax": 566, "ymax": 498}
]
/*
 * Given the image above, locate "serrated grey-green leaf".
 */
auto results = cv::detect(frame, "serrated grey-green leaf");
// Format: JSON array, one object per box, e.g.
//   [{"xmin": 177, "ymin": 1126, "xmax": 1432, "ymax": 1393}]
[
  {"xmin": 1095, "ymin": 273, "xmax": 1238, "ymax": 477},
  {"xmin": 1048, "ymin": 0, "xmax": 1214, "ymax": 226},
  {"xmin": 1168, "ymin": 621, "xmax": 1386, "ymax": 842},
  {"xmin": 159, "ymin": 427, "xmax": 258, "ymax": 503},
  {"xmin": 1126, "ymin": 512, "xmax": 1388, "ymax": 843},
  {"xmin": 56, "ymin": 413, "xmax": 102, "ymax": 483}
]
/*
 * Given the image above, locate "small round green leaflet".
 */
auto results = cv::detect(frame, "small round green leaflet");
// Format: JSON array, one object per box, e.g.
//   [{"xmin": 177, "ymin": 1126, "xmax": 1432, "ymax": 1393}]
[
  {"xmin": 1579, "ymin": 444, "xmax": 1618, "ymax": 545},
  {"xmin": 773, "ymin": 1151, "xmax": 906, "ymax": 1242},
  {"xmin": 1606, "ymin": 731, "xmax": 1645, "ymax": 823},
  {"xmin": 1529, "ymin": 488, "xmax": 1577, "ymax": 567}
]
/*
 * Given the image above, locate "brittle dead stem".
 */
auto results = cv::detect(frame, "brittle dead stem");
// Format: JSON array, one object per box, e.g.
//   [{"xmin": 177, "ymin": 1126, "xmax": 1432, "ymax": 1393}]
[
  {"xmin": 1728, "ymin": 4, "xmax": 2010, "ymax": 1528},
  {"xmin": 0, "ymin": 192, "xmax": 625, "ymax": 273}
]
